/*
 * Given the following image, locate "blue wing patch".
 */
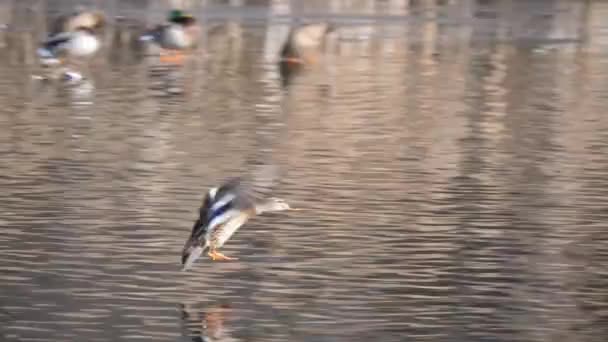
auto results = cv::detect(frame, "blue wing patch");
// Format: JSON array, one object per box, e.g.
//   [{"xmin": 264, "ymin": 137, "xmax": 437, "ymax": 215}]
[
  {"xmin": 207, "ymin": 199, "xmax": 233, "ymax": 224},
  {"xmin": 44, "ymin": 35, "xmax": 71, "ymax": 50}
]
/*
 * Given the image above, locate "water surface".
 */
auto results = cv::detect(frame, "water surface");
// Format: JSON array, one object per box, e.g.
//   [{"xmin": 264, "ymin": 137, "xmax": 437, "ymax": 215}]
[{"xmin": 1, "ymin": 2, "xmax": 608, "ymax": 341}]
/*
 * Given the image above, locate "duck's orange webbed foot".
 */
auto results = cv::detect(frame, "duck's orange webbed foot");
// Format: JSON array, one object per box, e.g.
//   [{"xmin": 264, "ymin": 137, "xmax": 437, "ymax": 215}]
[
  {"xmin": 282, "ymin": 57, "xmax": 305, "ymax": 65},
  {"xmin": 160, "ymin": 50, "xmax": 185, "ymax": 64},
  {"xmin": 208, "ymin": 250, "xmax": 238, "ymax": 261},
  {"xmin": 304, "ymin": 54, "xmax": 319, "ymax": 65}
]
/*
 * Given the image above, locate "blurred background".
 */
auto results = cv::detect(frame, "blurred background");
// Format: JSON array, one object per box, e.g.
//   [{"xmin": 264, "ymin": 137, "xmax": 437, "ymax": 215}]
[{"xmin": 1, "ymin": 0, "xmax": 607, "ymax": 341}]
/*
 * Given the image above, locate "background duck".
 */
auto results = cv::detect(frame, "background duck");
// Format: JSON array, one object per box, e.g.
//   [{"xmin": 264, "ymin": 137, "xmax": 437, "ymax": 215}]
[
  {"xmin": 140, "ymin": 9, "xmax": 201, "ymax": 64},
  {"xmin": 280, "ymin": 22, "xmax": 334, "ymax": 66},
  {"xmin": 181, "ymin": 177, "xmax": 299, "ymax": 271},
  {"xmin": 38, "ymin": 8, "xmax": 105, "ymax": 70},
  {"xmin": 37, "ymin": 26, "xmax": 101, "ymax": 67}
]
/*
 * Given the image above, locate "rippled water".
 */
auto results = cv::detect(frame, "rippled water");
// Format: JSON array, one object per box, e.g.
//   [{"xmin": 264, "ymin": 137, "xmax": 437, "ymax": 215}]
[{"xmin": 2, "ymin": 1, "xmax": 608, "ymax": 342}]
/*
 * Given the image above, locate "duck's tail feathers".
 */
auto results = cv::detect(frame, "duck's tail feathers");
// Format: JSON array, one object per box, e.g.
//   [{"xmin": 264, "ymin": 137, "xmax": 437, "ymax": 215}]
[
  {"xmin": 139, "ymin": 34, "xmax": 155, "ymax": 42},
  {"xmin": 37, "ymin": 48, "xmax": 62, "ymax": 66},
  {"xmin": 181, "ymin": 240, "xmax": 208, "ymax": 271},
  {"xmin": 37, "ymin": 47, "xmax": 55, "ymax": 58}
]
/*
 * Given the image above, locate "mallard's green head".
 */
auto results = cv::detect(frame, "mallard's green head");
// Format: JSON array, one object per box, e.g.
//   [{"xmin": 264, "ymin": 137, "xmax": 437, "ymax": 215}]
[
  {"xmin": 168, "ymin": 9, "xmax": 195, "ymax": 24},
  {"xmin": 168, "ymin": 9, "xmax": 184, "ymax": 21}
]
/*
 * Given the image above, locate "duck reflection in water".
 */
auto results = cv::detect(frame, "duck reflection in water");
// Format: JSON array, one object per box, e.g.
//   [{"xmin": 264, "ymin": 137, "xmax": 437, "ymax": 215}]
[
  {"xmin": 278, "ymin": 23, "xmax": 334, "ymax": 87},
  {"xmin": 181, "ymin": 303, "xmax": 235, "ymax": 342}
]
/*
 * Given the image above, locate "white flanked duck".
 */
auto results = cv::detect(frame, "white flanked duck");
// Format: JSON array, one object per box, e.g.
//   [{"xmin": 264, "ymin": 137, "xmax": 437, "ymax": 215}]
[
  {"xmin": 38, "ymin": 9, "xmax": 105, "ymax": 67},
  {"xmin": 37, "ymin": 27, "xmax": 100, "ymax": 66},
  {"xmin": 181, "ymin": 177, "xmax": 300, "ymax": 270}
]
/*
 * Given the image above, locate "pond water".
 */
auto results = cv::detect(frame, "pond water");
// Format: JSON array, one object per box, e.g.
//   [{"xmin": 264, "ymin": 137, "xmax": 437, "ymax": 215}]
[{"xmin": 1, "ymin": 1, "xmax": 608, "ymax": 341}]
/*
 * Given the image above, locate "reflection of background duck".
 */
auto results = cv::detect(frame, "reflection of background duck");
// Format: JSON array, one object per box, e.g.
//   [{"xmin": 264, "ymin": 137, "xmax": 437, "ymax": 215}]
[
  {"xmin": 181, "ymin": 303, "xmax": 236, "ymax": 342},
  {"xmin": 280, "ymin": 23, "xmax": 334, "ymax": 66},
  {"xmin": 279, "ymin": 23, "xmax": 334, "ymax": 86}
]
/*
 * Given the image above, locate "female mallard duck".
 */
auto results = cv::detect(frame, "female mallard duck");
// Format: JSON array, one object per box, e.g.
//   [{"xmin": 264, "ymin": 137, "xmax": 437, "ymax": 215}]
[
  {"xmin": 37, "ymin": 26, "xmax": 101, "ymax": 66},
  {"xmin": 140, "ymin": 9, "xmax": 201, "ymax": 64},
  {"xmin": 181, "ymin": 178, "xmax": 299, "ymax": 270},
  {"xmin": 280, "ymin": 23, "xmax": 334, "ymax": 66},
  {"xmin": 38, "ymin": 9, "xmax": 105, "ymax": 67}
]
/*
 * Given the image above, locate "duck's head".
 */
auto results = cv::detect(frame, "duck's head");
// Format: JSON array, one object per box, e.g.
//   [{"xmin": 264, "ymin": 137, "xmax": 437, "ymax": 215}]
[
  {"xmin": 255, "ymin": 197, "xmax": 300, "ymax": 214},
  {"xmin": 168, "ymin": 9, "xmax": 184, "ymax": 21},
  {"xmin": 74, "ymin": 26, "xmax": 96, "ymax": 35},
  {"xmin": 168, "ymin": 9, "xmax": 196, "ymax": 24},
  {"xmin": 268, "ymin": 197, "xmax": 292, "ymax": 211},
  {"xmin": 69, "ymin": 9, "xmax": 106, "ymax": 31},
  {"xmin": 90, "ymin": 11, "xmax": 106, "ymax": 30}
]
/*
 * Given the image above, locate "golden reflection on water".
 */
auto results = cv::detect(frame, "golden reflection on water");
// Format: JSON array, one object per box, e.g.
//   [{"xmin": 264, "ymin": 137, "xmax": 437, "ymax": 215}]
[{"xmin": 1, "ymin": 1, "xmax": 608, "ymax": 342}]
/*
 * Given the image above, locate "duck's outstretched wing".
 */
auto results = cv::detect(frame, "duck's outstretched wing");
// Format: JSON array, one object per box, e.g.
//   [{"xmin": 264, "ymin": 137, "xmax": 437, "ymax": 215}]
[
  {"xmin": 205, "ymin": 177, "xmax": 255, "ymax": 226},
  {"xmin": 213, "ymin": 177, "xmax": 247, "ymax": 201}
]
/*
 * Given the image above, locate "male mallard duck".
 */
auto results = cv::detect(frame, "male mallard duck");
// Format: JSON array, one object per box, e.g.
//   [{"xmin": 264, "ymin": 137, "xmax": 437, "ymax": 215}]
[
  {"xmin": 37, "ymin": 26, "xmax": 101, "ymax": 66},
  {"xmin": 140, "ymin": 9, "xmax": 201, "ymax": 64},
  {"xmin": 280, "ymin": 23, "xmax": 334, "ymax": 66},
  {"xmin": 181, "ymin": 178, "xmax": 299, "ymax": 270}
]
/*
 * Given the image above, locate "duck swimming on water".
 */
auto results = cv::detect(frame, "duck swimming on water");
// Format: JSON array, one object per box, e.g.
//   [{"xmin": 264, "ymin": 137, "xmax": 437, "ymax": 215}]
[
  {"xmin": 140, "ymin": 9, "xmax": 201, "ymax": 64},
  {"xmin": 181, "ymin": 178, "xmax": 299, "ymax": 271},
  {"xmin": 38, "ymin": 27, "xmax": 100, "ymax": 65},
  {"xmin": 38, "ymin": 8, "xmax": 105, "ymax": 67}
]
